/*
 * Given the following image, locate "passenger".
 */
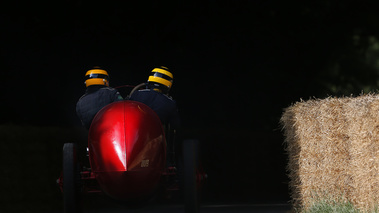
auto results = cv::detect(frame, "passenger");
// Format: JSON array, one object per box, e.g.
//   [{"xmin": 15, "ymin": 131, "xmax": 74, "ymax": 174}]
[
  {"xmin": 129, "ymin": 66, "xmax": 180, "ymax": 130},
  {"xmin": 129, "ymin": 66, "xmax": 180, "ymax": 166},
  {"xmin": 76, "ymin": 67, "xmax": 123, "ymax": 129}
]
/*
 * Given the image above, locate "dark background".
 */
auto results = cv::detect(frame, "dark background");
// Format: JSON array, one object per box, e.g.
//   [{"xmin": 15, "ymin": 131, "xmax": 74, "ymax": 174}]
[{"xmin": 2, "ymin": 0, "xmax": 379, "ymax": 212}]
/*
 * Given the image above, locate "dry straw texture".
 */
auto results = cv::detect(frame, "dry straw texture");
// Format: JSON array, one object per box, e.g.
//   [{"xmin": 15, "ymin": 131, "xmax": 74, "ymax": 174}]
[{"xmin": 281, "ymin": 94, "xmax": 379, "ymax": 212}]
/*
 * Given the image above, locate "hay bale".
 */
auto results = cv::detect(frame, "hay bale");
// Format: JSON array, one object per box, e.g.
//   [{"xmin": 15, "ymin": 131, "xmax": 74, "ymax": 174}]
[{"xmin": 281, "ymin": 94, "xmax": 379, "ymax": 212}]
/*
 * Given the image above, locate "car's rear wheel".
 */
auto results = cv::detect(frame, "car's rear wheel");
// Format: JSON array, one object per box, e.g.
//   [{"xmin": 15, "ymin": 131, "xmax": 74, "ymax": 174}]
[
  {"xmin": 183, "ymin": 139, "xmax": 199, "ymax": 213},
  {"xmin": 63, "ymin": 143, "xmax": 81, "ymax": 213}
]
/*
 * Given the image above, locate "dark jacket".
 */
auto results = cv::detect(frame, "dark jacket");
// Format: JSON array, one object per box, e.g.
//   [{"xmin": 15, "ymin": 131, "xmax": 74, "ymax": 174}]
[
  {"xmin": 76, "ymin": 85, "xmax": 123, "ymax": 129},
  {"xmin": 129, "ymin": 89, "xmax": 180, "ymax": 129}
]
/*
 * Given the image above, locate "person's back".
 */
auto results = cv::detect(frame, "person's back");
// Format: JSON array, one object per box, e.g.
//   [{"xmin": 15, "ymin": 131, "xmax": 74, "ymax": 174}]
[
  {"xmin": 129, "ymin": 66, "xmax": 180, "ymax": 129},
  {"xmin": 129, "ymin": 66, "xmax": 180, "ymax": 166},
  {"xmin": 76, "ymin": 67, "xmax": 123, "ymax": 129},
  {"xmin": 130, "ymin": 88, "xmax": 180, "ymax": 129}
]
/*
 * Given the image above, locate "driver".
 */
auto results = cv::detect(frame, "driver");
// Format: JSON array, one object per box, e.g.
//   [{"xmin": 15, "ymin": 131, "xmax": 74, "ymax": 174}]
[
  {"xmin": 76, "ymin": 67, "xmax": 123, "ymax": 129},
  {"xmin": 129, "ymin": 66, "xmax": 180, "ymax": 166},
  {"xmin": 129, "ymin": 66, "xmax": 180, "ymax": 129}
]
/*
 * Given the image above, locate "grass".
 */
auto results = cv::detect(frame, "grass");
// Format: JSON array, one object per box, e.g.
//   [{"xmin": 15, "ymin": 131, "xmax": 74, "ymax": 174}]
[{"xmin": 301, "ymin": 196, "xmax": 378, "ymax": 213}]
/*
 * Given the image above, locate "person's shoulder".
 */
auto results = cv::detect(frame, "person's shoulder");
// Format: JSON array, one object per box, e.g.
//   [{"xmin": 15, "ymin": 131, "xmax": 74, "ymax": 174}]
[
  {"xmin": 161, "ymin": 92, "xmax": 174, "ymax": 100},
  {"xmin": 77, "ymin": 90, "xmax": 91, "ymax": 101},
  {"xmin": 99, "ymin": 87, "xmax": 119, "ymax": 94},
  {"xmin": 135, "ymin": 89, "xmax": 150, "ymax": 93},
  {"xmin": 132, "ymin": 89, "xmax": 156, "ymax": 96},
  {"xmin": 100, "ymin": 86, "xmax": 117, "ymax": 91},
  {"xmin": 78, "ymin": 93, "xmax": 87, "ymax": 100},
  {"xmin": 130, "ymin": 89, "xmax": 148, "ymax": 97},
  {"xmin": 162, "ymin": 94, "xmax": 177, "ymax": 105},
  {"xmin": 163, "ymin": 94, "xmax": 173, "ymax": 100}
]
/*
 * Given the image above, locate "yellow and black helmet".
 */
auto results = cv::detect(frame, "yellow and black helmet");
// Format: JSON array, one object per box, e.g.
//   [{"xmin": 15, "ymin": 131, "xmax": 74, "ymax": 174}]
[
  {"xmin": 147, "ymin": 66, "xmax": 173, "ymax": 93},
  {"xmin": 84, "ymin": 67, "xmax": 109, "ymax": 87}
]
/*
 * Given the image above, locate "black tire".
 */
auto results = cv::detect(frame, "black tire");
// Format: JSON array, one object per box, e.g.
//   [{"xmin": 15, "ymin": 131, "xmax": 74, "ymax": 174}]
[
  {"xmin": 182, "ymin": 139, "xmax": 199, "ymax": 213},
  {"xmin": 63, "ymin": 143, "xmax": 80, "ymax": 213}
]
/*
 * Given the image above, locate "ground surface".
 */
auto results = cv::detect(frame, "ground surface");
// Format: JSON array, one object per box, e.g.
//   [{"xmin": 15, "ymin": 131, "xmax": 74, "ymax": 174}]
[
  {"xmin": 80, "ymin": 204, "xmax": 292, "ymax": 213},
  {"xmin": 60, "ymin": 199, "xmax": 292, "ymax": 213}
]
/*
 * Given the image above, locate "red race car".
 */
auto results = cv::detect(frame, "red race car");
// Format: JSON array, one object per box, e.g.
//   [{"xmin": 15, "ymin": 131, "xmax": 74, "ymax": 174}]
[{"xmin": 57, "ymin": 87, "xmax": 206, "ymax": 213}]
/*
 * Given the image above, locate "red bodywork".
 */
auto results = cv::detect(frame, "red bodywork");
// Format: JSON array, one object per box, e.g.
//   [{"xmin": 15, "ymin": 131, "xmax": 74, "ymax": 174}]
[{"xmin": 88, "ymin": 100, "xmax": 166, "ymax": 200}]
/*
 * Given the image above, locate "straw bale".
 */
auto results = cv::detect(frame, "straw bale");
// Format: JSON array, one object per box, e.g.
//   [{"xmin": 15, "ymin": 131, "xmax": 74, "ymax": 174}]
[{"xmin": 281, "ymin": 94, "xmax": 379, "ymax": 212}]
